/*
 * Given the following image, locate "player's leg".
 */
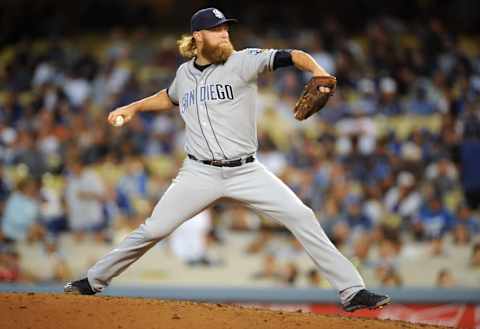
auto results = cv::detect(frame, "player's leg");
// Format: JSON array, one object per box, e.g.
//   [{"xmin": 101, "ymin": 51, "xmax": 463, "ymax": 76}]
[
  {"xmin": 84, "ymin": 159, "xmax": 224, "ymax": 293},
  {"xmin": 225, "ymin": 162, "xmax": 370, "ymax": 304}
]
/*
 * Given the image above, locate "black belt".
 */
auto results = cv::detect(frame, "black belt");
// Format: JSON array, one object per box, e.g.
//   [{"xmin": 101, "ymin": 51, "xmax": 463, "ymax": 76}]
[{"xmin": 188, "ymin": 154, "xmax": 255, "ymax": 167}]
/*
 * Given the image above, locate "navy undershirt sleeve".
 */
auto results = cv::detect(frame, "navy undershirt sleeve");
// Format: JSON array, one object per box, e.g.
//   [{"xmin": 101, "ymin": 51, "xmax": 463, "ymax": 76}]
[{"xmin": 273, "ymin": 50, "xmax": 294, "ymax": 70}]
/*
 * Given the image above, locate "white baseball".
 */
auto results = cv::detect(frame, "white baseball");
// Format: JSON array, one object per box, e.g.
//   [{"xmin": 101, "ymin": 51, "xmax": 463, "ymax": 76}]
[{"xmin": 113, "ymin": 115, "xmax": 125, "ymax": 127}]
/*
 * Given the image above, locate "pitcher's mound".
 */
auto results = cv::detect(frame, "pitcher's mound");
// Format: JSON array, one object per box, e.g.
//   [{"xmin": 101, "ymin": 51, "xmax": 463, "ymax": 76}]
[{"xmin": 0, "ymin": 293, "xmax": 446, "ymax": 329}]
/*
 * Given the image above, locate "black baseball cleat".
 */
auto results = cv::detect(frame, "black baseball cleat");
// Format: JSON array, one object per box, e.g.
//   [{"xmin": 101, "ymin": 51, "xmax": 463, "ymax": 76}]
[
  {"xmin": 64, "ymin": 278, "xmax": 96, "ymax": 295},
  {"xmin": 342, "ymin": 289, "xmax": 391, "ymax": 312}
]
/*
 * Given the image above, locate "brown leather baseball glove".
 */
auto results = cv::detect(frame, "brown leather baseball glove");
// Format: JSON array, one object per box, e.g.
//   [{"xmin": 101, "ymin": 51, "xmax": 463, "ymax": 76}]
[{"xmin": 293, "ymin": 76, "xmax": 337, "ymax": 121}]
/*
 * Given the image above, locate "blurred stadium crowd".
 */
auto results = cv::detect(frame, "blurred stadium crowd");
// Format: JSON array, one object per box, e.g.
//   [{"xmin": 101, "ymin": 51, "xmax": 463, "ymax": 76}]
[{"xmin": 1, "ymin": 16, "xmax": 480, "ymax": 288}]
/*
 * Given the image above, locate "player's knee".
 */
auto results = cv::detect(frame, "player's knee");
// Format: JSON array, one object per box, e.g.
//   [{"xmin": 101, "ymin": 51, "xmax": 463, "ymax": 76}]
[
  {"xmin": 282, "ymin": 203, "xmax": 317, "ymax": 224},
  {"xmin": 144, "ymin": 224, "xmax": 174, "ymax": 239},
  {"xmin": 293, "ymin": 206, "xmax": 320, "ymax": 230},
  {"xmin": 289, "ymin": 204, "xmax": 316, "ymax": 220},
  {"xmin": 303, "ymin": 206, "xmax": 316, "ymax": 219},
  {"xmin": 143, "ymin": 217, "xmax": 176, "ymax": 239}
]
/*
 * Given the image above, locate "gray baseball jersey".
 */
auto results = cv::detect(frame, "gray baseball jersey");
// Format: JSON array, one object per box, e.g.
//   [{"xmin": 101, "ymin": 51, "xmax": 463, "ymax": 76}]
[{"xmin": 167, "ymin": 48, "xmax": 277, "ymax": 160}]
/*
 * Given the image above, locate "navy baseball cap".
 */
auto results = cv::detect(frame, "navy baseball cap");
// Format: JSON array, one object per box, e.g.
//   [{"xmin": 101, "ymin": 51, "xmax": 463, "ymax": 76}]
[{"xmin": 191, "ymin": 8, "xmax": 238, "ymax": 32}]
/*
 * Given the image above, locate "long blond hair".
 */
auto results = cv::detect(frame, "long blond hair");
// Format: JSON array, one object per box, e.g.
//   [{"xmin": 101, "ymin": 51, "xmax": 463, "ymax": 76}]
[{"xmin": 177, "ymin": 34, "xmax": 197, "ymax": 59}]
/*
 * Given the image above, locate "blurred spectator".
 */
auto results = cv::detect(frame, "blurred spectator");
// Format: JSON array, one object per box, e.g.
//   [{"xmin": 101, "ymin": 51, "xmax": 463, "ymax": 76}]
[
  {"xmin": 318, "ymin": 91, "xmax": 350, "ymax": 123},
  {"xmin": 335, "ymin": 197, "xmax": 373, "ymax": 240},
  {"xmin": 0, "ymin": 166, "xmax": 10, "ymax": 213},
  {"xmin": 331, "ymin": 221, "xmax": 350, "ymax": 248},
  {"xmin": 453, "ymin": 203, "xmax": 480, "ymax": 236},
  {"xmin": 39, "ymin": 178, "xmax": 68, "ymax": 236},
  {"xmin": 280, "ymin": 262, "xmax": 299, "ymax": 286},
  {"xmin": 12, "ymin": 131, "xmax": 47, "ymax": 179},
  {"xmin": 470, "ymin": 243, "xmax": 480, "ymax": 269},
  {"xmin": 407, "ymin": 85, "xmax": 438, "ymax": 115},
  {"xmin": 65, "ymin": 157, "xmax": 107, "ymax": 240},
  {"xmin": 0, "ymin": 247, "xmax": 21, "ymax": 282},
  {"xmin": 169, "ymin": 210, "xmax": 219, "ymax": 266},
  {"xmin": 350, "ymin": 79, "xmax": 377, "ymax": 116},
  {"xmin": 363, "ymin": 183, "xmax": 386, "ymax": 226},
  {"xmin": 384, "ymin": 171, "xmax": 422, "ymax": 221},
  {"xmin": 375, "ymin": 238, "xmax": 401, "ymax": 282},
  {"xmin": 379, "ymin": 267, "xmax": 403, "ymax": 287},
  {"xmin": 401, "ymin": 130, "xmax": 426, "ymax": 171},
  {"xmin": 436, "ymin": 268, "xmax": 456, "ymax": 287},
  {"xmin": 116, "ymin": 155, "xmax": 148, "ymax": 217},
  {"xmin": 412, "ymin": 193, "xmax": 455, "ymax": 240},
  {"xmin": 320, "ymin": 197, "xmax": 343, "ymax": 237},
  {"xmin": 62, "ymin": 70, "xmax": 91, "ymax": 108},
  {"xmin": 306, "ymin": 268, "xmax": 329, "ymax": 288},
  {"xmin": 36, "ymin": 237, "xmax": 72, "ymax": 282},
  {"xmin": 1, "ymin": 179, "xmax": 45, "ymax": 242},
  {"xmin": 257, "ymin": 133, "xmax": 288, "ymax": 176},
  {"xmin": 350, "ymin": 235, "xmax": 373, "ymax": 270},
  {"xmin": 308, "ymin": 35, "xmax": 335, "ymax": 76},
  {"xmin": 452, "ymin": 225, "xmax": 471, "ymax": 246},
  {"xmin": 426, "ymin": 157, "xmax": 458, "ymax": 195},
  {"xmin": 32, "ymin": 58, "xmax": 56, "ymax": 88},
  {"xmin": 245, "ymin": 229, "xmax": 273, "ymax": 254},
  {"xmin": 0, "ymin": 92, "xmax": 23, "ymax": 127},
  {"xmin": 252, "ymin": 254, "xmax": 282, "ymax": 280},
  {"xmin": 430, "ymin": 237, "xmax": 447, "ymax": 257},
  {"xmin": 377, "ymin": 78, "xmax": 403, "ymax": 116}
]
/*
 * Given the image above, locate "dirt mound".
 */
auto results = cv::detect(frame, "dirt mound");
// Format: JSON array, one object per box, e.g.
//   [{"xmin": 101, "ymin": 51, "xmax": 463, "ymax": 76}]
[{"xmin": 0, "ymin": 293, "xmax": 447, "ymax": 329}]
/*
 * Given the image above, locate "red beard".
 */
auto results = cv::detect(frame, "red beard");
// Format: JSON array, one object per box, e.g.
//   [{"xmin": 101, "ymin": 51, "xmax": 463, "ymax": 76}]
[{"xmin": 200, "ymin": 39, "xmax": 234, "ymax": 64}]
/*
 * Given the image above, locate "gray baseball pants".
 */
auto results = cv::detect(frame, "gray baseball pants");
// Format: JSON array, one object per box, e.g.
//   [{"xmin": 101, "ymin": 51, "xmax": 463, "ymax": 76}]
[{"xmin": 87, "ymin": 158, "xmax": 365, "ymax": 303}]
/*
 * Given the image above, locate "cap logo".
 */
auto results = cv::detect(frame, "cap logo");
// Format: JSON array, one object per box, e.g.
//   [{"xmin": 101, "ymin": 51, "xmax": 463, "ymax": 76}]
[{"xmin": 213, "ymin": 9, "xmax": 224, "ymax": 19}]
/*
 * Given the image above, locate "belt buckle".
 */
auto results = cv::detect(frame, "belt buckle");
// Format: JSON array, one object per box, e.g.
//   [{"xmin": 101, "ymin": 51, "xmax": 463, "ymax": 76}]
[{"xmin": 211, "ymin": 160, "xmax": 224, "ymax": 167}]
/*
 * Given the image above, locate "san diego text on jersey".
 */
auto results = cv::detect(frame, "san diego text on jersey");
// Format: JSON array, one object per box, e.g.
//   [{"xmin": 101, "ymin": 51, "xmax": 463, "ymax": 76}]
[{"xmin": 180, "ymin": 84, "xmax": 234, "ymax": 111}]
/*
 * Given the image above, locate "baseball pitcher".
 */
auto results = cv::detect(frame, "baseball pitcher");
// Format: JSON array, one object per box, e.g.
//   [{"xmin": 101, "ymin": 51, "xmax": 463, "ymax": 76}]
[{"xmin": 65, "ymin": 8, "xmax": 390, "ymax": 312}]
